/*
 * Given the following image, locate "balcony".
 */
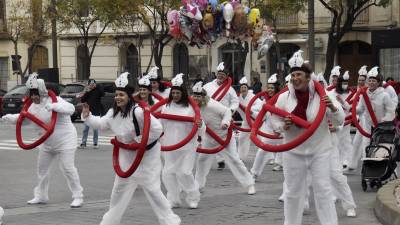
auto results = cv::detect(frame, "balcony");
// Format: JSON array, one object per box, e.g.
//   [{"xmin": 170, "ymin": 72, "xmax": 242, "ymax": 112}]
[{"xmin": 276, "ymin": 13, "xmax": 299, "ymax": 26}]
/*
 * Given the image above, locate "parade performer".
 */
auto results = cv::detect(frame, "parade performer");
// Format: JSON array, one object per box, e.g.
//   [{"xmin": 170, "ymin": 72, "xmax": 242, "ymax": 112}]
[
  {"xmin": 203, "ymin": 62, "xmax": 239, "ymax": 169},
  {"xmin": 329, "ymin": 71, "xmax": 353, "ymax": 168},
  {"xmin": 160, "ymin": 73, "xmax": 201, "ymax": 209},
  {"xmin": 355, "ymin": 66, "xmax": 396, "ymax": 136},
  {"xmin": 192, "ymin": 82, "xmax": 256, "ymax": 195},
  {"xmin": 270, "ymin": 51, "xmax": 345, "ymax": 225},
  {"xmin": 136, "ymin": 75, "xmax": 158, "ymax": 106},
  {"xmin": 237, "ymin": 76, "xmax": 261, "ymax": 160},
  {"xmin": 327, "ymin": 66, "xmax": 341, "ymax": 90},
  {"xmin": 250, "ymin": 73, "xmax": 283, "ymax": 179},
  {"xmin": 81, "ymin": 72, "xmax": 181, "ymax": 225},
  {"xmin": 148, "ymin": 66, "xmax": 171, "ymax": 99},
  {"xmin": 346, "ymin": 66, "xmax": 369, "ymax": 172},
  {"xmin": 0, "ymin": 73, "xmax": 84, "ymax": 207},
  {"xmin": 383, "ymin": 80, "xmax": 398, "ymax": 106}
]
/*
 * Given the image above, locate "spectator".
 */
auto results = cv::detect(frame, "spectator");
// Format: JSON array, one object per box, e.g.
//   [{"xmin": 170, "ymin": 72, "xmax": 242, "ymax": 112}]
[
  {"xmin": 79, "ymin": 79, "xmax": 104, "ymax": 149},
  {"xmin": 251, "ymin": 76, "xmax": 262, "ymax": 94},
  {"xmin": 386, "ymin": 77, "xmax": 395, "ymax": 82}
]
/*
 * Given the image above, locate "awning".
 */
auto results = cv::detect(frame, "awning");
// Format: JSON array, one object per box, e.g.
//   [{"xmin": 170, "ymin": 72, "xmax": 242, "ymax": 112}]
[{"xmin": 278, "ymin": 38, "xmax": 308, "ymax": 44}]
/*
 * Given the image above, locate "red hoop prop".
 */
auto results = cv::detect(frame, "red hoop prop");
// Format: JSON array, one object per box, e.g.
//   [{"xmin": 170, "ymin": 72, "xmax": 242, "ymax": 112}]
[
  {"xmin": 150, "ymin": 97, "xmax": 201, "ymax": 151},
  {"xmin": 16, "ymin": 90, "xmax": 58, "ymax": 150},
  {"xmin": 196, "ymin": 124, "xmax": 234, "ymax": 154},
  {"xmin": 111, "ymin": 101, "xmax": 151, "ymax": 178},
  {"xmin": 211, "ymin": 77, "xmax": 232, "ymax": 101},
  {"xmin": 327, "ymin": 85, "xmax": 335, "ymax": 91},
  {"xmin": 343, "ymin": 89, "xmax": 356, "ymax": 126},
  {"xmin": 231, "ymin": 103, "xmax": 252, "ymax": 132},
  {"xmin": 351, "ymin": 88, "xmax": 378, "ymax": 138},
  {"xmin": 251, "ymin": 80, "xmax": 327, "ymax": 152}
]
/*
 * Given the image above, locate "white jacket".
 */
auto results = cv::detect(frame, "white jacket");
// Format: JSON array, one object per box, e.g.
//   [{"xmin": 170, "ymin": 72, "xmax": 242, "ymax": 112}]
[
  {"xmin": 271, "ymin": 81, "xmax": 345, "ymax": 155},
  {"xmin": 83, "ymin": 106, "xmax": 163, "ymax": 187},
  {"xmin": 238, "ymin": 91, "xmax": 262, "ymax": 122},
  {"xmin": 385, "ymin": 85, "xmax": 398, "ymax": 106},
  {"xmin": 356, "ymin": 87, "xmax": 396, "ymax": 127},
  {"xmin": 203, "ymin": 79, "xmax": 239, "ymax": 112},
  {"xmin": 4, "ymin": 96, "xmax": 77, "ymax": 151}
]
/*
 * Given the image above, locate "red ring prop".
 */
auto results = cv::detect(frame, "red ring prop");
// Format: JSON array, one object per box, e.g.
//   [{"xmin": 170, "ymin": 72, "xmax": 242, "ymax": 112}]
[
  {"xmin": 16, "ymin": 90, "xmax": 58, "ymax": 150},
  {"xmin": 196, "ymin": 124, "xmax": 234, "ymax": 154},
  {"xmin": 232, "ymin": 103, "xmax": 252, "ymax": 132},
  {"xmin": 351, "ymin": 88, "xmax": 378, "ymax": 138},
  {"xmin": 111, "ymin": 101, "xmax": 151, "ymax": 178},
  {"xmin": 150, "ymin": 97, "xmax": 201, "ymax": 151},
  {"xmin": 211, "ymin": 77, "xmax": 232, "ymax": 101},
  {"xmin": 250, "ymin": 80, "xmax": 327, "ymax": 152},
  {"xmin": 343, "ymin": 89, "xmax": 356, "ymax": 126}
]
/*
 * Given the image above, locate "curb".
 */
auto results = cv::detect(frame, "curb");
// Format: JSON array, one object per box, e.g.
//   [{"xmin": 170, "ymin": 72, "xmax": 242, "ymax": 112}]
[{"xmin": 375, "ymin": 179, "xmax": 400, "ymax": 225}]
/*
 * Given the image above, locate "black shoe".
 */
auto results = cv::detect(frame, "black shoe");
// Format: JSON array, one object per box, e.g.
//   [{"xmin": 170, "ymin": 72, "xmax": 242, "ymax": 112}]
[
  {"xmin": 217, "ymin": 161, "xmax": 225, "ymax": 170},
  {"xmin": 78, "ymin": 143, "xmax": 86, "ymax": 149}
]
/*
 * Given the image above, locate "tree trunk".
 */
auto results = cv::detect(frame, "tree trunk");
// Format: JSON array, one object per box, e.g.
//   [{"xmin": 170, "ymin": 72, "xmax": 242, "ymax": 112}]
[
  {"xmin": 13, "ymin": 41, "xmax": 23, "ymax": 83},
  {"xmin": 323, "ymin": 34, "xmax": 339, "ymax": 80}
]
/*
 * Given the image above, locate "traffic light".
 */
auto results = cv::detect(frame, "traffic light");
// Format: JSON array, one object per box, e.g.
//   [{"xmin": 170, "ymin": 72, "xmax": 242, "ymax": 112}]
[{"xmin": 10, "ymin": 55, "xmax": 21, "ymax": 72}]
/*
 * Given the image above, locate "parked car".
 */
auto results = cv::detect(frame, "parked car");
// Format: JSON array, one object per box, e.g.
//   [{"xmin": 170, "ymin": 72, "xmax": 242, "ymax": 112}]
[
  {"xmin": 61, "ymin": 81, "xmax": 116, "ymax": 122},
  {"xmin": 0, "ymin": 89, "xmax": 7, "ymax": 116},
  {"xmin": 1, "ymin": 83, "xmax": 65, "ymax": 115}
]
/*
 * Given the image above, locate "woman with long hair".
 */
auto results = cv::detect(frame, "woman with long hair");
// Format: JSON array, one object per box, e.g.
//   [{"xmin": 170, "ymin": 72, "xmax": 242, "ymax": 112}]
[
  {"xmin": 147, "ymin": 66, "xmax": 171, "ymax": 99},
  {"xmin": 160, "ymin": 73, "xmax": 201, "ymax": 209},
  {"xmin": 81, "ymin": 72, "xmax": 181, "ymax": 225}
]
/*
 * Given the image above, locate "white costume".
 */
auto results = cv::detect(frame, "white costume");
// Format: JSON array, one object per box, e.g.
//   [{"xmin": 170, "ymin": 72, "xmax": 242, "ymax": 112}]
[
  {"xmin": 384, "ymin": 82, "xmax": 398, "ymax": 106},
  {"xmin": 194, "ymin": 97, "xmax": 255, "ymax": 193},
  {"xmin": 237, "ymin": 76, "xmax": 261, "ymax": 160},
  {"xmin": 329, "ymin": 71, "xmax": 353, "ymax": 167},
  {"xmin": 147, "ymin": 66, "xmax": 171, "ymax": 99},
  {"xmin": 1, "ymin": 74, "xmax": 83, "ymax": 206},
  {"xmin": 84, "ymin": 73, "xmax": 181, "ymax": 225},
  {"xmin": 160, "ymin": 74, "xmax": 200, "ymax": 208},
  {"xmin": 271, "ymin": 51, "xmax": 345, "ymax": 225}
]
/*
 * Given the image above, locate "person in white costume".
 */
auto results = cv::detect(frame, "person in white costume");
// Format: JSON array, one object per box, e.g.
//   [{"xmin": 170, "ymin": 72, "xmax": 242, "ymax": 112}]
[
  {"xmin": 0, "ymin": 73, "xmax": 84, "ymax": 208},
  {"xmin": 250, "ymin": 74, "xmax": 283, "ymax": 180},
  {"xmin": 148, "ymin": 66, "xmax": 171, "ymax": 99},
  {"xmin": 160, "ymin": 73, "xmax": 201, "ymax": 209},
  {"xmin": 328, "ymin": 66, "xmax": 341, "ymax": 89},
  {"xmin": 355, "ymin": 66, "xmax": 396, "ymax": 140},
  {"xmin": 192, "ymin": 82, "xmax": 256, "ymax": 195},
  {"xmin": 203, "ymin": 62, "xmax": 240, "ymax": 170},
  {"xmin": 383, "ymin": 80, "xmax": 398, "ymax": 106},
  {"xmin": 329, "ymin": 71, "xmax": 353, "ymax": 168},
  {"xmin": 270, "ymin": 50, "xmax": 344, "ymax": 225},
  {"xmin": 237, "ymin": 76, "xmax": 262, "ymax": 160},
  {"xmin": 136, "ymin": 75, "xmax": 158, "ymax": 106},
  {"xmin": 81, "ymin": 72, "xmax": 181, "ymax": 225},
  {"xmin": 346, "ymin": 66, "xmax": 369, "ymax": 172}
]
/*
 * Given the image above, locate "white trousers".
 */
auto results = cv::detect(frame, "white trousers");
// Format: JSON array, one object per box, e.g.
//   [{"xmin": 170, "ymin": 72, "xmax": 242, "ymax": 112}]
[
  {"xmin": 251, "ymin": 150, "xmax": 282, "ymax": 176},
  {"xmin": 348, "ymin": 130, "xmax": 369, "ymax": 169},
  {"xmin": 330, "ymin": 146, "xmax": 357, "ymax": 210},
  {"xmin": 100, "ymin": 176, "xmax": 181, "ymax": 225},
  {"xmin": 238, "ymin": 121, "xmax": 251, "ymax": 160},
  {"xmin": 34, "ymin": 149, "xmax": 83, "ymax": 200},
  {"xmin": 337, "ymin": 125, "xmax": 353, "ymax": 166},
  {"xmin": 195, "ymin": 139, "xmax": 254, "ymax": 189},
  {"xmin": 283, "ymin": 150, "xmax": 338, "ymax": 225}
]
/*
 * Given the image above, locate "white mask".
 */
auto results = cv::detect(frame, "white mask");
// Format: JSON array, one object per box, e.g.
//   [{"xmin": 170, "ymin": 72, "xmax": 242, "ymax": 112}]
[{"xmin": 341, "ymin": 84, "xmax": 348, "ymax": 90}]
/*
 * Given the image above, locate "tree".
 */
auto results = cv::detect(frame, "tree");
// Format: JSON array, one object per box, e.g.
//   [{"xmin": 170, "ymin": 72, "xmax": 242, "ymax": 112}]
[
  {"xmin": 54, "ymin": 0, "xmax": 139, "ymax": 79},
  {"xmin": 6, "ymin": 0, "xmax": 49, "ymax": 82},
  {"xmin": 318, "ymin": 0, "xmax": 391, "ymax": 78},
  {"xmin": 259, "ymin": 0, "xmax": 305, "ymax": 82},
  {"xmin": 134, "ymin": 0, "xmax": 181, "ymax": 78}
]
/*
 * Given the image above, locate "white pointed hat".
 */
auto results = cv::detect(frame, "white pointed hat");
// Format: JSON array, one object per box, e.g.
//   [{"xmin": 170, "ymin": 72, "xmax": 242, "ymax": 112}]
[
  {"xmin": 115, "ymin": 72, "xmax": 130, "ymax": 88},
  {"xmin": 192, "ymin": 81, "xmax": 204, "ymax": 94},
  {"xmin": 171, "ymin": 73, "xmax": 184, "ymax": 87},
  {"xmin": 267, "ymin": 73, "xmax": 278, "ymax": 84},
  {"xmin": 239, "ymin": 76, "xmax": 248, "ymax": 85},
  {"xmin": 288, "ymin": 50, "xmax": 305, "ymax": 69},
  {"xmin": 217, "ymin": 62, "xmax": 225, "ymax": 72},
  {"xmin": 138, "ymin": 75, "xmax": 151, "ymax": 86},
  {"xmin": 367, "ymin": 66, "xmax": 379, "ymax": 78},
  {"xmin": 343, "ymin": 71, "xmax": 350, "ymax": 81},
  {"xmin": 358, "ymin": 65, "xmax": 368, "ymax": 76},
  {"xmin": 26, "ymin": 72, "xmax": 48, "ymax": 96},
  {"xmin": 147, "ymin": 66, "xmax": 159, "ymax": 80},
  {"xmin": 330, "ymin": 66, "xmax": 341, "ymax": 76}
]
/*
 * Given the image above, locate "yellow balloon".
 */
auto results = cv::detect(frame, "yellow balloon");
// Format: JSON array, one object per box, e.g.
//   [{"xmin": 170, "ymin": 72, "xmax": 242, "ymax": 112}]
[{"xmin": 248, "ymin": 8, "xmax": 260, "ymax": 25}]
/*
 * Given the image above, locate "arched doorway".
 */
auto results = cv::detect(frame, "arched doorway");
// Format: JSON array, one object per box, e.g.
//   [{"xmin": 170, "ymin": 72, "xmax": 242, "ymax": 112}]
[
  {"xmin": 173, "ymin": 43, "xmax": 189, "ymax": 78},
  {"xmin": 268, "ymin": 43, "xmax": 300, "ymax": 77},
  {"xmin": 31, "ymin": 45, "xmax": 48, "ymax": 73},
  {"xmin": 219, "ymin": 42, "xmax": 248, "ymax": 86},
  {"xmin": 126, "ymin": 44, "xmax": 140, "ymax": 84},
  {"xmin": 77, "ymin": 45, "xmax": 90, "ymax": 81},
  {"xmin": 338, "ymin": 41, "xmax": 372, "ymax": 86}
]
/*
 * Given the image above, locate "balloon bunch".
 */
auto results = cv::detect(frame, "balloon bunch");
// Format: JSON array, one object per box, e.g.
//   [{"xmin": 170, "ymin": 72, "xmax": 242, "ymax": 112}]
[{"xmin": 168, "ymin": 0, "xmax": 273, "ymax": 49}]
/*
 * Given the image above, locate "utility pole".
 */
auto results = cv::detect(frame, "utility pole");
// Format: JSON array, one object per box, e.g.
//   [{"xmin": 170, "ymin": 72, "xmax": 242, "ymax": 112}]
[
  {"xmin": 308, "ymin": 0, "xmax": 315, "ymax": 70},
  {"xmin": 51, "ymin": 0, "xmax": 58, "ymax": 68}
]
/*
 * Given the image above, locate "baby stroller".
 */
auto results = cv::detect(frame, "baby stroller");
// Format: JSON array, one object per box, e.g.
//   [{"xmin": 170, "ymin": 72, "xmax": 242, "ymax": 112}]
[{"xmin": 361, "ymin": 121, "xmax": 399, "ymax": 191}]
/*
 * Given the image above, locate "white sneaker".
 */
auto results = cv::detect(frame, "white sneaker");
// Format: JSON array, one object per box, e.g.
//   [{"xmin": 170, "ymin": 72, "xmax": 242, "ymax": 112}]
[
  {"xmin": 188, "ymin": 202, "xmax": 198, "ymax": 209},
  {"xmin": 346, "ymin": 208, "xmax": 356, "ymax": 217},
  {"xmin": 272, "ymin": 165, "xmax": 283, "ymax": 171},
  {"xmin": 268, "ymin": 159, "xmax": 275, "ymax": 165},
  {"xmin": 27, "ymin": 197, "xmax": 47, "ymax": 205},
  {"xmin": 70, "ymin": 198, "xmax": 83, "ymax": 208},
  {"xmin": 247, "ymin": 185, "xmax": 256, "ymax": 195}
]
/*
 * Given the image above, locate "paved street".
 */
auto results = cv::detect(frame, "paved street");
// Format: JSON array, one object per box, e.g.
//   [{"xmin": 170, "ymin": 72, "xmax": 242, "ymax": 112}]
[{"xmin": 0, "ymin": 123, "xmax": 382, "ymax": 225}]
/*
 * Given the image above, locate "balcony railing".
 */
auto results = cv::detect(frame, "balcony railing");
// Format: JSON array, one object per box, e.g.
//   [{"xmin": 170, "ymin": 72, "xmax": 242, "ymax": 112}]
[{"xmin": 276, "ymin": 13, "xmax": 299, "ymax": 26}]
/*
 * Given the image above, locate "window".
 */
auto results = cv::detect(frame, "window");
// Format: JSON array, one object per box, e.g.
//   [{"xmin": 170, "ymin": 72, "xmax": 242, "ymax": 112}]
[{"xmin": 379, "ymin": 48, "xmax": 400, "ymax": 81}]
